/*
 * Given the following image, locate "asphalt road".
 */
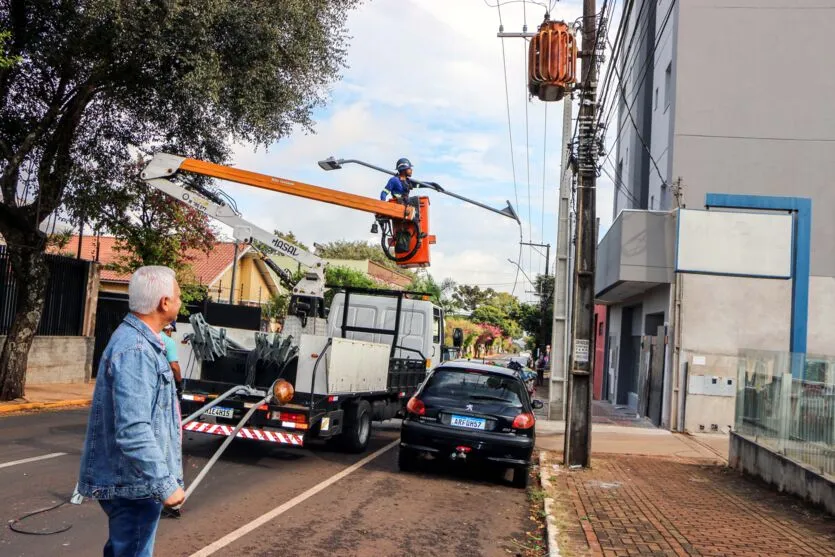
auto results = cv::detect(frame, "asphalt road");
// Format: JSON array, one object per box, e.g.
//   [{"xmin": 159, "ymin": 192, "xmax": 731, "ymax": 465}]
[{"xmin": 0, "ymin": 409, "xmax": 536, "ymax": 557}]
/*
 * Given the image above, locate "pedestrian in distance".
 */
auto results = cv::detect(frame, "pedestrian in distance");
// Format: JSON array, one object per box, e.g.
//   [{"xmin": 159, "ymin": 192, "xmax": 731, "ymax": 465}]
[
  {"xmin": 78, "ymin": 265, "xmax": 185, "ymax": 557},
  {"xmin": 162, "ymin": 321, "xmax": 183, "ymax": 400}
]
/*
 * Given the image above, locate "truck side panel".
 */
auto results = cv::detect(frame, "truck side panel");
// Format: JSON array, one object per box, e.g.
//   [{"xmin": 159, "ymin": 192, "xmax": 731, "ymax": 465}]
[{"xmin": 295, "ymin": 334, "xmax": 391, "ymax": 395}]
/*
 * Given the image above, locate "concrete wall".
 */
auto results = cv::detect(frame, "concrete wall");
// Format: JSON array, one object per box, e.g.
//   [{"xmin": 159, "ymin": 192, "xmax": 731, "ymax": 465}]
[
  {"xmin": 673, "ymin": 0, "xmax": 835, "ymax": 277},
  {"xmin": 730, "ymin": 432, "xmax": 835, "ymax": 516},
  {"xmin": 0, "ymin": 336, "xmax": 94, "ymax": 384},
  {"xmin": 679, "ymin": 274, "xmax": 792, "ymax": 356}
]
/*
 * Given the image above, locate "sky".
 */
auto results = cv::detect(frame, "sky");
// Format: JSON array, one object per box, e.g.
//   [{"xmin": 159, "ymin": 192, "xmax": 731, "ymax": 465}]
[{"xmin": 216, "ymin": 0, "xmax": 616, "ymax": 304}]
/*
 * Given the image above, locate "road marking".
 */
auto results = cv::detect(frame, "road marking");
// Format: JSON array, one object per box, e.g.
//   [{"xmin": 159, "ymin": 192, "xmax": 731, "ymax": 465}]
[
  {"xmin": 0, "ymin": 452, "xmax": 68, "ymax": 469},
  {"xmin": 189, "ymin": 439, "xmax": 399, "ymax": 557}
]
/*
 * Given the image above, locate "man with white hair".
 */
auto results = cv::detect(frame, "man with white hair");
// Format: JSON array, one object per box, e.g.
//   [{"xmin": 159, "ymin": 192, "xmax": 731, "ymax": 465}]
[{"xmin": 78, "ymin": 265, "xmax": 185, "ymax": 557}]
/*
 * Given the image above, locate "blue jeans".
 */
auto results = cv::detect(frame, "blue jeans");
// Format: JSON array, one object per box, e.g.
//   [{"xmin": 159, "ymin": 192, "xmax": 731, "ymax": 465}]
[{"xmin": 99, "ymin": 498, "xmax": 164, "ymax": 557}]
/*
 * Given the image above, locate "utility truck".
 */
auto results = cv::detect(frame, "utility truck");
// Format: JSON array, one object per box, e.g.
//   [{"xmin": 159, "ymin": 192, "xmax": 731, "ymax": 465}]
[{"xmin": 139, "ymin": 153, "xmax": 475, "ymax": 452}]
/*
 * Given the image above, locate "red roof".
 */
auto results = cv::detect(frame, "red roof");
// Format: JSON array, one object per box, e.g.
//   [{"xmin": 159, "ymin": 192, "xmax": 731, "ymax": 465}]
[{"xmin": 53, "ymin": 235, "xmax": 247, "ymax": 285}]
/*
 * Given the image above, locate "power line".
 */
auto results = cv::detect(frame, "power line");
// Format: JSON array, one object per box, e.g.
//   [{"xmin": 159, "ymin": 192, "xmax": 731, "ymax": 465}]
[
  {"xmin": 541, "ymin": 103, "xmax": 547, "ymax": 245},
  {"xmin": 523, "ymin": 39, "xmax": 533, "ymax": 279}
]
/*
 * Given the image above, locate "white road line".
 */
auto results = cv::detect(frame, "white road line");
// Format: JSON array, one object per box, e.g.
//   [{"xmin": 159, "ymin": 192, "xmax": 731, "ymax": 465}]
[
  {"xmin": 189, "ymin": 439, "xmax": 399, "ymax": 557},
  {"xmin": 0, "ymin": 452, "xmax": 68, "ymax": 469}
]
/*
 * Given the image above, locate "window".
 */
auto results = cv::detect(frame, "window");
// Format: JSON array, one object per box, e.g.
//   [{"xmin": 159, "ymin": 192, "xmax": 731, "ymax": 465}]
[
  {"xmin": 423, "ymin": 369, "xmax": 524, "ymax": 407},
  {"xmin": 654, "ymin": 87, "xmax": 658, "ymax": 110},
  {"xmin": 432, "ymin": 307, "xmax": 442, "ymax": 344},
  {"xmin": 651, "ymin": 195, "xmax": 655, "ymax": 209},
  {"xmin": 664, "ymin": 62, "xmax": 672, "ymax": 110}
]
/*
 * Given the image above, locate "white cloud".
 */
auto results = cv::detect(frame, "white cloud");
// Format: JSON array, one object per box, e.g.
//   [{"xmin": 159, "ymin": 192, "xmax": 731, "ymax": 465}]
[{"xmin": 209, "ymin": 0, "xmax": 598, "ymax": 304}]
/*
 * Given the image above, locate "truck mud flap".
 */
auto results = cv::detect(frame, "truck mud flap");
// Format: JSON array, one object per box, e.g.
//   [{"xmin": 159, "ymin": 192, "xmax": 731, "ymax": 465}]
[{"xmin": 183, "ymin": 421, "xmax": 304, "ymax": 447}]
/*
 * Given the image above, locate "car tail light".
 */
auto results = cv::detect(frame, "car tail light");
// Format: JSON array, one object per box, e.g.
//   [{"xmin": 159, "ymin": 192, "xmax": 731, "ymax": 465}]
[
  {"xmin": 406, "ymin": 397, "xmax": 425, "ymax": 416},
  {"xmin": 512, "ymin": 412, "xmax": 535, "ymax": 429}
]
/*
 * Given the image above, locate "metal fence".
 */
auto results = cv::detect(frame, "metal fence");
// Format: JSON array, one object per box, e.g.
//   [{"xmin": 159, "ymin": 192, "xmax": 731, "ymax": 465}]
[
  {"xmin": 0, "ymin": 246, "xmax": 91, "ymax": 336},
  {"xmin": 735, "ymin": 350, "xmax": 835, "ymax": 478}
]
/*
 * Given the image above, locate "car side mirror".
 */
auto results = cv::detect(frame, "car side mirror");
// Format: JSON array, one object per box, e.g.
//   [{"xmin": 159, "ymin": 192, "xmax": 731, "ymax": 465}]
[
  {"xmin": 531, "ymin": 399, "xmax": 544, "ymax": 410},
  {"xmin": 452, "ymin": 327, "xmax": 464, "ymax": 348}
]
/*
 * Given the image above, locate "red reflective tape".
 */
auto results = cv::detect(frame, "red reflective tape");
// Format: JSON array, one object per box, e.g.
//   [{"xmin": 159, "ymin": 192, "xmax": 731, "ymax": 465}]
[
  {"xmin": 253, "ymin": 429, "xmax": 265, "ymax": 441},
  {"xmin": 264, "ymin": 431, "xmax": 276, "ymax": 442}
]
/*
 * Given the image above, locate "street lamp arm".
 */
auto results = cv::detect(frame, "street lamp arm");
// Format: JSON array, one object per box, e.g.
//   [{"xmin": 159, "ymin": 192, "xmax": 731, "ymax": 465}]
[{"xmin": 319, "ymin": 156, "xmax": 520, "ymax": 224}]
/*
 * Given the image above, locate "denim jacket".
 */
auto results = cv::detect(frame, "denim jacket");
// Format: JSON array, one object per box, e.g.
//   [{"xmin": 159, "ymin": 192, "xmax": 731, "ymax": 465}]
[{"xmin": 78, "ymin": 313, "xmax": 183, "ymax": 501}]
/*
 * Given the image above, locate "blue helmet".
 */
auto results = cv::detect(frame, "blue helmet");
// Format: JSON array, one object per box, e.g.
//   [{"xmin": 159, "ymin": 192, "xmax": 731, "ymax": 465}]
[{"xmin": 395, "ymin": 157, "xmax": 413, "ymax": 172}]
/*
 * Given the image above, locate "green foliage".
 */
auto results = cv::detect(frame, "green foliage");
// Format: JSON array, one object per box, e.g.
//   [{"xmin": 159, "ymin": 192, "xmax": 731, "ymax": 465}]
[
  {"xmin": 274, "ymin": 230, "xmax": 308, "ymax": 252},
  {"xmin": 324, "ymin": 265, "xmax": 380, "ymax": 306},
  {"xmin": 95, "ymin": 166, "xmax": 218, "ymax": 275},
  {"xmin": 452, "ymin": 284, "xmax": 495, "ymax": 313},
  {"xmin": 0, "ymin": 30, "xmax": 20, "ymax": 69},
  {"xmin": 316, "ymin": 240, "xmax": 415, "ymax": 278},
  {"xmin": 263, "ymin": 293, "xmax": 290, "ymax": 320},
  {"xmin": 0, "ymin": 0, "xmax": 361, "ymax": 398},
  {"xmin": 408, "ymin": 273, "xmax": 458, "ymax": 314}
]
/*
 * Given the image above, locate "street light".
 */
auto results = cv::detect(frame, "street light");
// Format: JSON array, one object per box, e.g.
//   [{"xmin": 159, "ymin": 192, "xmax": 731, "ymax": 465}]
[{"xmin": 317, "ymin": 156, "xmax": 521, "ymax": 224}]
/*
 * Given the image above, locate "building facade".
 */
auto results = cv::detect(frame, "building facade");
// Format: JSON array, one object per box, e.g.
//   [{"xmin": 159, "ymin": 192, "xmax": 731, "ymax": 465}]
[{"xmin": 596, "ymin": 0, "xmax": 835, "ymax": 431}]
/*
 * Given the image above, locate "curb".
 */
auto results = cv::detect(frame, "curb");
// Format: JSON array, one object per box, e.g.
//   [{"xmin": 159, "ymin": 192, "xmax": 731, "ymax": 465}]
[
  {"xmin": 0, "ymin": 399, "xmax": 91, "ymax": 415},
  {"xmin": 539, "ymin": 451, "xmax": 561, "ymax": 557}
]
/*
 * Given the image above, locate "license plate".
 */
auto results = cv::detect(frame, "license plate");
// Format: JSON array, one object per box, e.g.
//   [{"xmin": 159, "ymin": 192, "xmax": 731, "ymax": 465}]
[
  {"xmin": 205, "ymin": 406, "xmax": 234, "ymax": 419},
  {"xmin": 450, "ymin": 415, "xmax": 486, "ymax": 430}
]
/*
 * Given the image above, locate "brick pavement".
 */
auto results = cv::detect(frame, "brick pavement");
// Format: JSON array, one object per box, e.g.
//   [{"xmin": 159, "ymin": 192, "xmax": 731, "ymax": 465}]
[{"xmin": 541, "ymin": 452, "xmax": 835, "ymax": 557}]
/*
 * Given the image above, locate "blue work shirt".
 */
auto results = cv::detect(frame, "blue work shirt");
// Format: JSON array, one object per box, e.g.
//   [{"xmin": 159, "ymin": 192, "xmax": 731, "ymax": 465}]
[
  {"xmin": 162, "ymin": 334, "xmax": 178, "ymax": 363},
  {"xmin": 380, "ymin": 176, "xmax": 410, "ymax": 200},
  {"xmin": 78, "ymin": 313, "xmax": 183, "ymax": 501}
]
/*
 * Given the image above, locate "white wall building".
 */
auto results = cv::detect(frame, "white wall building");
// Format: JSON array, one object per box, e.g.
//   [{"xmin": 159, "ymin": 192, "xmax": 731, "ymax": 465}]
[{"xmin": 595, "ymin": 0, "xmax": 835, "ymax": 431}]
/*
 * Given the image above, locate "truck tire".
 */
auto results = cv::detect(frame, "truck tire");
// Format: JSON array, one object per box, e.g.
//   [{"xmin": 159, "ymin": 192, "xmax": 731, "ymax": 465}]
[{"xmin": 340, "ymin": 400, "xmax": 372, "ymax": 453}]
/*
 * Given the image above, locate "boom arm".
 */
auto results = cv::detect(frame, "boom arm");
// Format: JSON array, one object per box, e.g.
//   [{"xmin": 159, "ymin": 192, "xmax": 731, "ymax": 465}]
[
  {"xmin": 141, "ymin": 153, "xmax": 327, "ymax": 300},
  {"xmin": 142, "ymin": 153, "xmax": 416, "ymax": 222}
]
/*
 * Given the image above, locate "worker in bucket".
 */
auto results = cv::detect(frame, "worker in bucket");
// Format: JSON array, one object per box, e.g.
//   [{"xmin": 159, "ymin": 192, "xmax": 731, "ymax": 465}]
[
  {"xmin": 380, "ymin": 157, "xmax": 414, "ymax": 203},
  {"xmin": 77, "ymin": 265, "xmax": 185, "ymax": 556},
  {"xmin": 162, "ymin": 321, "xmax": 183, "ymax": 399}
]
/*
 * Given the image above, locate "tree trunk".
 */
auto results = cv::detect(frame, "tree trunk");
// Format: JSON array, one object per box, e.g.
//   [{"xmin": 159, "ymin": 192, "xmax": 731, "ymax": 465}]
[{"xmin": 0, "ymin": 243, "xmax": 49, "ymax": 401}]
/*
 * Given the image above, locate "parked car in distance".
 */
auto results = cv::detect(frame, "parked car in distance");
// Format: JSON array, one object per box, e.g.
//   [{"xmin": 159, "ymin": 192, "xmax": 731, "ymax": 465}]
[{"xmin": 398, "ymin": 361, "xmax": 543, "ymax": 488}]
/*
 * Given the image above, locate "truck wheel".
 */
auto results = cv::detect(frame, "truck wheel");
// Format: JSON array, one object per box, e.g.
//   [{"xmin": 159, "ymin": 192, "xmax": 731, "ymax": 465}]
[{"xmin": 340, "ymin": 400, "xmax": 372, "ymax": 453}]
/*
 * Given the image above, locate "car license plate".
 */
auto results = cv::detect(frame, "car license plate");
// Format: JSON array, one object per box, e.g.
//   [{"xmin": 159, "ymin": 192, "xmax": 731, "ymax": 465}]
[
  {"xmin": 450, "ymin": 415, "xmax": 486, "ymax": 430},
  {"xmin": 205, "ymin": 406, "xmax": 234, "ymax": 419}
]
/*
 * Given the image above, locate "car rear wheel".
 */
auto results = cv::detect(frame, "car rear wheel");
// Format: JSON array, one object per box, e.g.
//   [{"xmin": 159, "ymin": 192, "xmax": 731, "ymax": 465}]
[
  {"xmin": 398, "ymin": 446, "xmax": 417, "ymax": 472},
  {"xmin": 340, "ymin": 400, "xmax": 372, "ymax": 453},
  {"xmin": 512, "ymin": 465, "xmax": 529, "ymax": 489}
]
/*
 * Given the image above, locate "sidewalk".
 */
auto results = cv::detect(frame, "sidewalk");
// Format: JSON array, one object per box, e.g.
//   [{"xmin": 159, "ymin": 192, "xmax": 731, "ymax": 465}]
[
  {"xmin": 0, "ymin": 382, "xmax": 94, "ymax": 414},
  {"xmin": 535, "ymin": 421, "xmax": 835, "ymax": 556}
]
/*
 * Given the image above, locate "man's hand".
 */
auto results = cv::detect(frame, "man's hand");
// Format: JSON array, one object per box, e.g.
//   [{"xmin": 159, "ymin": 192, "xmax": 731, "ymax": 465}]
[{"xmin": 163, "ymin": 487, "xmax": 185, "ymax": 508}]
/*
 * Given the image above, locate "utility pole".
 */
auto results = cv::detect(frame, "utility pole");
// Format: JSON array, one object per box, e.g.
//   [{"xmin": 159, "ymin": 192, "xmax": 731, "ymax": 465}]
[
  {"xmin": 564, "ymin": 0, "xmax": 598, "ymax": 468},
  {"xmin": 550, "ymin": 93, "xmax": 573, "ymax": 420}
]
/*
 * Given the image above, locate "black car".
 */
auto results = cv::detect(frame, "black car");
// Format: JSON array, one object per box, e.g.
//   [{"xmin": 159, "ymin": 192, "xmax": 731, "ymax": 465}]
[{"xmin": 398, "ymin": 361, "xmax": 543, "ymax": 488}]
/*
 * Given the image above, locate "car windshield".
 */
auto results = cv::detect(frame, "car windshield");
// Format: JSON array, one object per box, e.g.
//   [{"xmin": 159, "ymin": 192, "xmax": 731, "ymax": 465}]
[{"xmin": 423, "ymin": 369, "xmax": 524, "ymax": 407}]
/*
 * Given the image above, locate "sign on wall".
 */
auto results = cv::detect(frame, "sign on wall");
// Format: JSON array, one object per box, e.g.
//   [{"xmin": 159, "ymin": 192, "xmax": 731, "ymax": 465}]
[{"xmin": 676, "ymin": 209, "xmax": 793, "ymax": 279}]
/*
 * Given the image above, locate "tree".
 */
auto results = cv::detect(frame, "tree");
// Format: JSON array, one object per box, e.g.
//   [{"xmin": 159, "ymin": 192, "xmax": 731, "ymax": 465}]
[
  {"xmin": 315, "ymin": 240, "xmax": 415, "ymax": 278},
  {"xmin": 263, "ymin": 293, "xmax": 290, "ymax": 321},
  {"xmin": 0, "ymin": 0, "xmax": 360, "ymax": 400},
  {"xmin": 93, "ymin": 166, "xmax": 217, "ymax": 274},
  {"xmin": 453, "ymin": 285, "xmax": 495, "ymax": 314},
  {"xmin": 324, "ymin": 265, "xmax": 380, "ymax": 306},
  {"xmin": 274, "ymin": 230, "xmax": 308, "ymax": 252},
  {"xmin": 408, "ymin": 273, "xmax": 458, "ymax": 314}
]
